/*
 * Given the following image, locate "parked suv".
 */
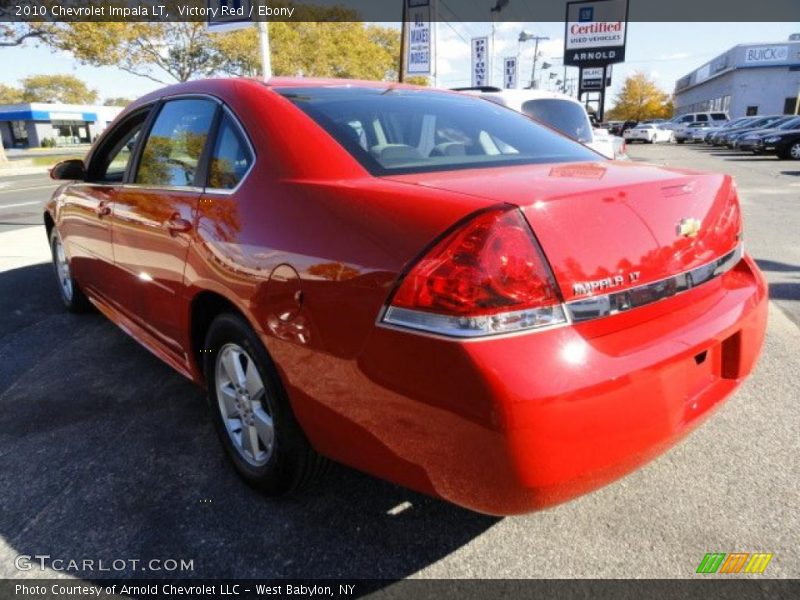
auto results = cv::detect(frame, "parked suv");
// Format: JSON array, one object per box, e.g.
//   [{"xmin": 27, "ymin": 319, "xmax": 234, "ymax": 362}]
[{"xmin": 663, "ymin": 112, "xmax": 729, "ymax": 131}]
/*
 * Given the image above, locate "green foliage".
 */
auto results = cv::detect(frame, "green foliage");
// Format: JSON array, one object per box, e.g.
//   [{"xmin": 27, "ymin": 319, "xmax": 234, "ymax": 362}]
[
  {"xmin": 20, "ymin": 74, "xmax": 98, "ymax": 104},
  {"xmin": 104, "ymin": 97, "xmax": 133, "ymax": 107},
  {"xmin": 0, "ymin": 83, "xmax": 24, "ymax": 104},
  {"xmin": 41, "ymin": 19, "xmax": 401, "ymax": 83},
  {"xmin": 211, "ymin": 22, "xmax": 400, "ymax": 81}
]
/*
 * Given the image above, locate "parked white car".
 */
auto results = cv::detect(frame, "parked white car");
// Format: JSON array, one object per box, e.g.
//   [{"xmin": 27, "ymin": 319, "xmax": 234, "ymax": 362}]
[
  {"xmin": 623, "ymin": 124, "xmax": 675, "ymax": 144},
  {"xmin": 455, "ymin": 87, "xmax": 627, "ymax": 159}
]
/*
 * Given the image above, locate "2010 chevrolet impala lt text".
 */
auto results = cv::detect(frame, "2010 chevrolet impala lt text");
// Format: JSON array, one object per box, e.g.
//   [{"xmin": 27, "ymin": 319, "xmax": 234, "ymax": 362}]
[{"xmin": 44, "ymin": 78, "xmax": 768, "ymax": 515}]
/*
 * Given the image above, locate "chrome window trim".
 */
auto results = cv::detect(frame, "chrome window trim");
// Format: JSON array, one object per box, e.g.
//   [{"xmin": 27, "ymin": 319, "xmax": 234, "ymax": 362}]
[
  {"xmin": 118, "ymin": 183, "xmax": 205, "ymax": 194},
  {"xmin": 565, "ymin": 244, "xmax": 744, "ymax": 323},
  {"xmin": 202, "ymin": 105, "xmax": 257, "ymax": 196}
]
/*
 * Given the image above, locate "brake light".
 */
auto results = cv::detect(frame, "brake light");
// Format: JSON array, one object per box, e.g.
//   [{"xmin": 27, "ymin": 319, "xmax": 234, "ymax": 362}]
[{"xmin": 382, "ymin": 207, "xmax": 568, "ymax": 338}]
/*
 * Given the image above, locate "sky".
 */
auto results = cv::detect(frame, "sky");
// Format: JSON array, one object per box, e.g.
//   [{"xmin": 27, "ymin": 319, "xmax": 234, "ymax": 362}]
[{"xmin": 0, "ymin": 22, "xmax": 798, "ymax": 108}]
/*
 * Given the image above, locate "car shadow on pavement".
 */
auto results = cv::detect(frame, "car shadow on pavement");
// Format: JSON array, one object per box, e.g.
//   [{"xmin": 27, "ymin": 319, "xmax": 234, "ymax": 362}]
[
  {"xmin": 755, "ymin": 259, "xmax": 800, "ymax": 303},
  {"xmin": 780, "ymin": 170, "xmax": 800, "ymax": 176},
  {"xmin": 0, "ymin": 263, "xmax": 500, "ymax": 581}
]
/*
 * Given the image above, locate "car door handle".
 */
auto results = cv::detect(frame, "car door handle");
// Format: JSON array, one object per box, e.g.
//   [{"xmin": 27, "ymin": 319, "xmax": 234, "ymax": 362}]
[
  {"xmin": 164, "ymin": 216, "xmax": 192, "ymax": 235},
  {"xmin": 95, "ymin": 204, "xmax": 111, "ymax": 217}
]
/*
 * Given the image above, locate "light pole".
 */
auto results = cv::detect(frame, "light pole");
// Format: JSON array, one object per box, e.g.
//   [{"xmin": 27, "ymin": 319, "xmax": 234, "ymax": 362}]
[
  {"xmin": 518, "ymin": 31, "xmax": 549, "ymax": 89},
  {"xmin": 490, "ymin": 0, "xmax": 509, "ymax": 87}
]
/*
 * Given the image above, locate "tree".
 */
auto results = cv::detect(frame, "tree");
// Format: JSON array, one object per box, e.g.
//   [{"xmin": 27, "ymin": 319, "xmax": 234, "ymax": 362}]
[
  {"xmin": 0, "ymin": 83, "xmax": 24, "ymax": 104},
  {"xmin": 104, "ymin": 97, "xmax": 134, "ymax": 107},
  {"xmin": 210, "ymin": 22, "xmax": 400, "ymax": 81},
  {"xmin": 0, "ymin": 23, "xmax": 53, "ymax": 48},
  {"xmin": 49, "ymin": 22, "xmax": 224, "ymax": 84},
  {"xmin": 606, "ymin": 72, "xmax": 673, "ymax": 121},
  {"xmin": 20, "ymin": 74, "xmax": 98, "ymax": 104},
  {"xmin": 44, "ymin": 18, "xmax": 400, "ymax": 84}
]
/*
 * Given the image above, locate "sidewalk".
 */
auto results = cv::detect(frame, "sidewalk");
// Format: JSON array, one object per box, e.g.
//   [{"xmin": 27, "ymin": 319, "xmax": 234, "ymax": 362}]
[{"xmin": 0, "ymin": 225, "xmax": 50, "ymax": 271}]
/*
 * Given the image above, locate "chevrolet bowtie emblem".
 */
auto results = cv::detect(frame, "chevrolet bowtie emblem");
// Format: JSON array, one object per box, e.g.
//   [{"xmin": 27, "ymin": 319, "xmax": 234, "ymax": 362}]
[{"xmin": 677, "ymin": 217, "xmax": 702, "ymax": 238}]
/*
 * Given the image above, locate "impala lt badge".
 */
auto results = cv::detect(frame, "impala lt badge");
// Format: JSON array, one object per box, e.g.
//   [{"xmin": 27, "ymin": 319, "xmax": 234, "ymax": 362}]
[
  {"xmin": 572, "ymin": 271, "xmax": 641, "ymax": 296},
  {"xmin": 678, "ymin": 217, "xmax": 702, "ymax": 238}
]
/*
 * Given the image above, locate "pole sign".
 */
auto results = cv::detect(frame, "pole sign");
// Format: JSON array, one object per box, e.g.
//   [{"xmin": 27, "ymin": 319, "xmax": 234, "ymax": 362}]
[
  {"xmin": 207, "ymin": 0, "xmax": 251, "ymax": 33},
  {"xmin": 503, "ymin": 57, "xmax": 518, "ymax": 89},
  {"xmin": 406, "ymin": 0, "xmax": 432, "ymax": 75},
  {"xmin": 471, "ymin": 37, "xmax": 489, "ymax": 87},
  {"xmin": 579, "ymin": 66, "xmax": 604, "ymax": 91},
  {"xmin": 564, "ymin": 0, "xmax": 628, "ymax": 67}
]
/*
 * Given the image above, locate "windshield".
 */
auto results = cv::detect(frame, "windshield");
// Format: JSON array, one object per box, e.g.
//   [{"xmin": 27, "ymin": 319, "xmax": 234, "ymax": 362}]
[
  {"xmin": 520, "ymin": 99, "xmax": 593, "ymax": 143},
  {"xmin": 746, "ymin": 116, "xmax": 783, "ymax": 129},
  {"xmin": 278, "ymin": 87, "xmax": 600, "ymax": 176}
]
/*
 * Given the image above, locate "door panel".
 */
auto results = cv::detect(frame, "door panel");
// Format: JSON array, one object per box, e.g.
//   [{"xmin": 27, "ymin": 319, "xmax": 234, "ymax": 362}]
[
  {"xmin": 108, "ymin": 98, "xmax": 217, "ymax": 356},
  {"xmin": 111, "ymin": 188, "xmax": 197, "ymax": 353},
  {"xmin": 58, "ymin": 183, "xmax": 116, "ymax": 299}
]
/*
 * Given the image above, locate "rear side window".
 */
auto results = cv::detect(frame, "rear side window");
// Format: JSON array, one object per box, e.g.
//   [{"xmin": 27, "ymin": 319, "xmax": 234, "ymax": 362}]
[
  {"xmin": 278, "ymin": 87, "xmax": 599, "ymax": 176},
  {"xmin": 208, "ymin": 113, "xmax": 254, "ymax": 190},
  {"xmin": 136, "ymin": 99, "xmax": 217, "ymax": 187},
  {"xmin": 521, "ymin": 99, "xmax": 593, "ymax": 143},
  {"xmin": 711, "ymin": 113, "xmax": 728, "ymax": 121},
  {"xmin": 696, "ymin": 114, "xmax": 709, "ymax": 122}
]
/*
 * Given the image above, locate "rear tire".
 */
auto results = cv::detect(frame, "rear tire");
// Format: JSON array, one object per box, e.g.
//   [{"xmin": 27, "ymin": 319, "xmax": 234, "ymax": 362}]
[
  {"xmin": 50, "ymin": 229, "xmax": 91, "ymax": 313},
  {"xmin": 676, "ymin": 138, "xmax": 685, "ymax": 144},
  {"xmin": 204, "ymin": 312, "xmax": 328, "ymax": 495},
  {"xmin": 788, "ymin": 142, "xmax": 800, "ymax": 160}
]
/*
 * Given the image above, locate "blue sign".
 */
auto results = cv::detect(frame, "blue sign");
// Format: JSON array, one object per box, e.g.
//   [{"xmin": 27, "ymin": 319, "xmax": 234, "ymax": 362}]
[{"xmin": 579, "ymin": 7, "xmax": 593, "ymax": 21}]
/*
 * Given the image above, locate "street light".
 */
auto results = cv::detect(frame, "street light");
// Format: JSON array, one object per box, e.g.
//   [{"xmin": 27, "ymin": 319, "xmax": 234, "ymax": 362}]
[
  {"xmin": 490, "ymin": 0, "xmax": 510, "ymax": 87},
  {"xmin": 518, "ymin": 31, "xmax": 549, "ymax": 89}
]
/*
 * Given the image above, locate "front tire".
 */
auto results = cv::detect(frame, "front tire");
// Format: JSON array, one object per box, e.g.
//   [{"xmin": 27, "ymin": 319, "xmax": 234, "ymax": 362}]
[
  {"xmin": 50, "ymin": 229, "xmax": 91, "ymax": 313},
  {"xmin": 204, "ymin": 312, "xmax": 327, "ymax": 495},
  {"xmin": 788, "ymin": 142, "xmax": 800, "ymax": 160}
]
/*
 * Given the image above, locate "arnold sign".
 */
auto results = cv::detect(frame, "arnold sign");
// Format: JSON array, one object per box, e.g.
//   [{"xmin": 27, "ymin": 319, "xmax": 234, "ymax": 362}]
[{"xmin": 564, "ymin": 0, "xmax": 628, "ymax": 67}]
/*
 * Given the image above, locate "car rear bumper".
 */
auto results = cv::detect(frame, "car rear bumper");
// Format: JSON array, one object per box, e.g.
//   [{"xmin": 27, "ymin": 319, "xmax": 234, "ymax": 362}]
[{"xmin": 293, "ymin": 255, "xmax": 768, "ymax": 515}]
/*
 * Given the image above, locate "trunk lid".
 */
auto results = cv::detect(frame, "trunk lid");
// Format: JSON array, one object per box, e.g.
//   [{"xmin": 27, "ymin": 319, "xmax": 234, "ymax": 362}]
[{"xmin": 385, "ymin": 161, "xmax": 741, "ymax": 302}]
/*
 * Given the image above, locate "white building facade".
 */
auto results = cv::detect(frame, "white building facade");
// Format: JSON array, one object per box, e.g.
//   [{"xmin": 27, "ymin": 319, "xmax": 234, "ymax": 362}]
[{"xmin": 674, "ymin": 38, "xmax": 800, "ymax": 118}]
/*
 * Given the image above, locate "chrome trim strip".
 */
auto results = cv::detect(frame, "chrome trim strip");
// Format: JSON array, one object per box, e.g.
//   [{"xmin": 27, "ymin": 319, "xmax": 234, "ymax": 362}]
[
  {"xmin": 565, "ymin": 244, "xmax": 744, "ymax": 323},
  {"xmin": 379, "ymin": 304, "xmax": 570, "ymax": 340}
]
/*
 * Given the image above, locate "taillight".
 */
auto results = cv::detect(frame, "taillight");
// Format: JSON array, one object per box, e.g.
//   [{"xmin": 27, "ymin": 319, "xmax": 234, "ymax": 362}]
[{"xmin": 382, "ymin": 207, "xmax": 567, "ymax": 338}]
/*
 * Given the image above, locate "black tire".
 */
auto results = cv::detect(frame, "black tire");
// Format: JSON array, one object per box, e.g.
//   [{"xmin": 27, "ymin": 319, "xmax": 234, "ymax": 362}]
[
  {"xmin": 787, "ymin": 142, "xmax": 800, "ymax": 160},
  {"xmin": 204, "ymin": 312, "xmax": 328, "ymax": 495},
  {"xmin": 49, "ymin": 229, "xmax": 92, "ymax": 313},
  {"xmin": 676, "ymin": 138, "xmax": 685, "ymax": 144}
]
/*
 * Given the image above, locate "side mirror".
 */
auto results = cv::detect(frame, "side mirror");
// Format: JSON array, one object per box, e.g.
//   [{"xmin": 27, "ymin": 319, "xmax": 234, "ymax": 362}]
[{"xmin": 50, "ymin": 159, "xmax": 86, "ymax": 181}]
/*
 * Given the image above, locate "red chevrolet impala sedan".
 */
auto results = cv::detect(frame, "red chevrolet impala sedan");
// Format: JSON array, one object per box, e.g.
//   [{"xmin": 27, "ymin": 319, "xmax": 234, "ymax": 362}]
[{"xmin": 44, "ymin": 78, "xmax": 767, "ymax": 515}]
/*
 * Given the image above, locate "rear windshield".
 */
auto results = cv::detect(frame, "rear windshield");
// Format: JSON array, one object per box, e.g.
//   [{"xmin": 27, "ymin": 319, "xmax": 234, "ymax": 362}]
[
  {"xmin": 520, "ymin": 99, "xmax": 593, "ymax": 143},
  {"xmin": 276, "ymin": 87, "xmax": 599, "ymax": 176}
]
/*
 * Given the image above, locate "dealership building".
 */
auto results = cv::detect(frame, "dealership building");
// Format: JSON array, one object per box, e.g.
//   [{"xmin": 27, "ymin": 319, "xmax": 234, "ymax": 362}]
[
  {"xmin": 673, "ymin": 37, "xmax": 800, "ymax": 118},
  {"xmin": 0, "ymin": 102, "xmax": 122, "ymax": 149}
]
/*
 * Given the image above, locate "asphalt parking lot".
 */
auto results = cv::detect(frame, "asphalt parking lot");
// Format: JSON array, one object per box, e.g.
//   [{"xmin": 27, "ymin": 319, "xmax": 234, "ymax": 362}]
[{"xmin": 0, "ymin": 143, "xmax": 798, "ymax": 581}]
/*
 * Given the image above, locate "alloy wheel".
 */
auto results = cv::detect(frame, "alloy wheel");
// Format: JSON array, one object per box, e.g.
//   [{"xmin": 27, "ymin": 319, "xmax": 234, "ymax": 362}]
[
  {"xmin": 53, "ymin": 235, "xmax": 73, "ymax": 302},
  {"xmin": 790, "ymin": 142, "xmax": 800, "ymax": 160},
  {"xmin": 215, "ymin": 343, "xmax": 274, "ymax": 467}
]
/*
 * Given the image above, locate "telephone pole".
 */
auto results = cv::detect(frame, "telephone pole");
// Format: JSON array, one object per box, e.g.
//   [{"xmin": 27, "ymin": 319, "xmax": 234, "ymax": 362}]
[{"xmin": 518, "ymin": 32, "xmax": 549, "ymax": 89}]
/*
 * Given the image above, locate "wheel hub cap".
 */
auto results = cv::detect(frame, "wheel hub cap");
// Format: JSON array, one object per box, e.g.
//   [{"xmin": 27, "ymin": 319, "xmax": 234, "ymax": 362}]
[{"xmin": 215, "ymin": 343, "xmax": 274, "ymax": 467}]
